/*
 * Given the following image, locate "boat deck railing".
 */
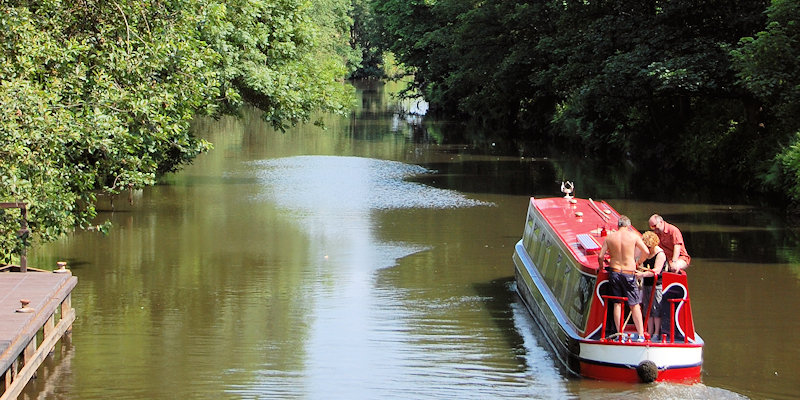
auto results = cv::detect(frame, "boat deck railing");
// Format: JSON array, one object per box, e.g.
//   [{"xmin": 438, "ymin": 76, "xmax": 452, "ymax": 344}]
[
  {"xmin": 599, "ymin": 294, "xmax": 688, "ymax": 344},
  {"xmin": 600, "ymin": 295, "xmax": 628, "ymax": 342},
  {"xmin": 666, "ymin": 297, "xmax": 689, "ymax": 344}
]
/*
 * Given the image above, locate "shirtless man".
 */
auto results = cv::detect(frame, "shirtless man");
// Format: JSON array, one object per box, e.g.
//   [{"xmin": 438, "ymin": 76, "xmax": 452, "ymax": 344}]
[{"xmin": 598, "ymin": 215, "xmax": 649, "ymax": 341}]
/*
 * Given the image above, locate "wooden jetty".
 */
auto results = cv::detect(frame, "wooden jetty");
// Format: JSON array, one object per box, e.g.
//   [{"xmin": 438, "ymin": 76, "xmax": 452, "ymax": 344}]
[{"xmin": 0, "ymin": 265, "xmax": 76, "ymax": 400}]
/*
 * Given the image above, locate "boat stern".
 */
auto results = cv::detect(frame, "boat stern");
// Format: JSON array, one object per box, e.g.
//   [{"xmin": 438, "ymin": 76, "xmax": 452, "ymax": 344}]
[{"xmin": 578, "ymin": 339, "xmax": 703, "ymax": 383}]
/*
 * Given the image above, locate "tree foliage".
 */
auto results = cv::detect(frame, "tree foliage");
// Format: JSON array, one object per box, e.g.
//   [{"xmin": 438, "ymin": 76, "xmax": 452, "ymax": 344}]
[
  {"xmin": 349, "ymin": 0, "xmax": 387, "ymax": 79},
  {"xmin": 368, "ymin": 0, "xmax": 800, "ymax": 200},
  {"xmin": 732, "ymin": 0, "xmax": 800, "ymax": 198},
  {"xmin": 0, "ymin": 0, "xmax": 355, "ymax": 261}
]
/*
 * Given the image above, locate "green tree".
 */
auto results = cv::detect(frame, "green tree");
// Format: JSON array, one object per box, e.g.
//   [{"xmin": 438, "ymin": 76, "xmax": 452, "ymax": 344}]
[
  {"xmin": 369, "ymin": 0, "xmax": 442, "ymax": 102},
  {"xmin": 372, "ymin": 0, "xmax": 776, "ymax": 192},
  {"xmin": 732, "ymin": 0, "xmax": 800, "ymax": 200},
  {"xmin": 349, "ymin": 0, "xmax": 386, "ymax": 78},
  {"xmin": 731, "ymin": 0, "xmax": 800, "ymax": 199},
  {"xmin": 451, "ymin": 0, "xmax": 557, "ymax": 131},
  {"xmin": 1, "ymin": 1, "xmax": 219, "ymax": 260},
  {"xmin": 198, "ymin": 0, "xmax": 355, "ymax": 130},
  {"xmin": 0, "ymin": 0, "xmax": 355, "ymax": 261},
  {"xmin": 548, "ymin": 1, "xmax": 768, "ymax": 153}
]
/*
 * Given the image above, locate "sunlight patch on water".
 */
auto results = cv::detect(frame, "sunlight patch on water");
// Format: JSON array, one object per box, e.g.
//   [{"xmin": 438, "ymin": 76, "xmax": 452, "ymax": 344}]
[{"xmin": 251, "ymin": 155, "xmax": 493, "ymax": 212}]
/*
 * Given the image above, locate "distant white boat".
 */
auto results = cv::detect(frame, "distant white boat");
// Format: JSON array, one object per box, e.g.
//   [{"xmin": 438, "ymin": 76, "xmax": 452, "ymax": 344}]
[{"xmin": 408, "ymin": 99, "xmax": 428, "ymax": 116}]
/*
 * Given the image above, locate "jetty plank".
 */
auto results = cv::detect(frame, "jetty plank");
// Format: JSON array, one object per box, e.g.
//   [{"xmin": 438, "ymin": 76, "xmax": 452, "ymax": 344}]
[{"xmin": 0, "ymin": 271, "xmax": 77, "ymax": 400}]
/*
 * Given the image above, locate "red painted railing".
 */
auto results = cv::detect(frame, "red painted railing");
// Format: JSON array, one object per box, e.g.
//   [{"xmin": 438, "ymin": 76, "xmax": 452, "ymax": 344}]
[{"xmin": 601, "ymin": 295, "xmax": 628, "ymax": 341}]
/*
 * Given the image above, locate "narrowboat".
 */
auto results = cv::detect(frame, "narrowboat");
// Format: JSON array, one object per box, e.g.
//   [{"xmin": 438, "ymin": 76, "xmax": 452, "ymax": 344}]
[{"xmin": 512, "ymin": 188, "xmax": 703, "ymax": 383}]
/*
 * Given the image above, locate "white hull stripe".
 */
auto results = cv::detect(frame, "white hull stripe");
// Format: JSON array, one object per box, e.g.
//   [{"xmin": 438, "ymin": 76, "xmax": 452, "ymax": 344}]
[{"xmin": 579, "ymin": 342, "xmax": 702, "ymax": 369}]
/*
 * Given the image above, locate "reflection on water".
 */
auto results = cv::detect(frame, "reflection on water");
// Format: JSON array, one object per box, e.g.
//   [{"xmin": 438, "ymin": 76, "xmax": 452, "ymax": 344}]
[
  {"xmin": 25, "ymin": 80, "xmax": 800, "ymax": 399},
  {"xmin": 20, "ymin": 340, "xmax": 76, "ymax": 398},
  {"xmin": 233, "ymin": 155, "xmax": 516, "ymax": 399},
  {"xmin": 252, "ymin": 156, "xmax": 492, "ymax": 213}
]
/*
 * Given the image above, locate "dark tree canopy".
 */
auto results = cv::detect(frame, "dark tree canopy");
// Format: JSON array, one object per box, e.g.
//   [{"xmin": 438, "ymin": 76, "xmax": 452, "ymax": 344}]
[{"xmin": 368, "ymin": 0, "xmax": 800, "ymax": 202}]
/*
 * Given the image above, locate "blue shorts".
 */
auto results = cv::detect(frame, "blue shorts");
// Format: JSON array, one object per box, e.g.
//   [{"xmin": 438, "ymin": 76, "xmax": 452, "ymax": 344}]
[{"xmin": 610, "ymin": 271, "xmax": 641, "ymax": 306}]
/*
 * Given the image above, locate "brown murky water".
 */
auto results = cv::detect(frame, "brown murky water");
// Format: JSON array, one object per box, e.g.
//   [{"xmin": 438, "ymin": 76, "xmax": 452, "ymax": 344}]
[{"xmin": 25, "ymin": 80, "xmax": 799, "ymax": 399}]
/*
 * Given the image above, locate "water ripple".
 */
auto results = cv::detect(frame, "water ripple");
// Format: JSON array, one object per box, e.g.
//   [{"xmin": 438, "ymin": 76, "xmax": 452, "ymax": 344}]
[{"xmin": 251, "ymin": 156, "xmax": 493, "ymax": 212}]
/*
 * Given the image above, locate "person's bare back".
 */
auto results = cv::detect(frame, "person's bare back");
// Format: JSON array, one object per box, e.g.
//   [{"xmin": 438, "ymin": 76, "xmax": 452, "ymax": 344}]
[
  {"xmin": 599, "ymin": 215, "xmax": 649, "ymax": 338},
  {"xmin": 598, "ymin": 216, "xmax": 648, "ymax": 272}
]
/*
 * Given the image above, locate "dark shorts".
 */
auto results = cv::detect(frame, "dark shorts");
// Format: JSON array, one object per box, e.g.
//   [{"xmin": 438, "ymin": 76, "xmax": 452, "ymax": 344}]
[
  {"xmin": 610, "ymin": 271, "xmax": 641, "ymax": 306},
  {"xmin": 643, "ymin": 284, "xmax": 662, "ymax": 315}
]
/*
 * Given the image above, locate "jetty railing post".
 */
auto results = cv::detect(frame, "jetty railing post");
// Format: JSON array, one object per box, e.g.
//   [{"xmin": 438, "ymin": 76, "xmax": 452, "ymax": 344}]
[
  {"xmin": 3, "ymin": 366, "xmax": 10, "ymax": 393},
  {"xmin": 0, "ymin": 202, "xmax": 29, "ymax": 272},
  {"xmin": 23, "ymin": 337, "xmax": 38, "ymax": 380},
  {"xmin": 19, "ymin": 204, "xmax": 28, "ymax": 273},
  {"xmin": 61, "ymin": 294, "xmax": 73, "ymax": 336},
  {"xmin": 8, "ymin": 357, "xmax": 17, "ymax": 389},
  {"xmin": 44, "ymin": 313, "xmax": 56, "ymax": 356}
]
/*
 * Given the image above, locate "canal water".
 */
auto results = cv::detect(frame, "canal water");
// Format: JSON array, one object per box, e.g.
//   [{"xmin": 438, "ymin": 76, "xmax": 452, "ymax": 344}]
[{"xmin": 26, "ymin": 80, "xmax": 799, "ymax": 399}]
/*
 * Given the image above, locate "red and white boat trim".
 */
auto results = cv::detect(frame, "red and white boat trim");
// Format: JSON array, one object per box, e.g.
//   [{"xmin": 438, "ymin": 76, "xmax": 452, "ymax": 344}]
[{"xmin": 579, "ymin": 340, "xmax": 703, "ymax": 382}]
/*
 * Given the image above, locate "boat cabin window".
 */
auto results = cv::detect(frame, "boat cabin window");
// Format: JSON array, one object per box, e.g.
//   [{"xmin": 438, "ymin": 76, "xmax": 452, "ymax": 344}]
[
  {"xmin": 550, "ymin": 258, "xmax": 595, "ymax": 331},
  {"xmin": 535, "ymin": 236, "xmax": 596, "ymax": 331},
  {"xmin": 548, "ymin": 253, "xmax": 565, "ymax": 296},
  {"xmin": 571, "ymin": 275, "xmax": 594, "ymax": 329},
  {"xmin": 524, "ymin": 219, "xmax": 537, "ymax": 250},
  {"xmin": 539, "ymin": 238, "xmax": 552, "ymax": 273}
]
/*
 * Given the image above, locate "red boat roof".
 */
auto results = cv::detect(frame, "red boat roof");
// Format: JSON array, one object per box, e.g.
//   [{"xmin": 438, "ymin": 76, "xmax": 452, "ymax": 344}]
[{"xmin": 532, "ymin": 197, "xmax": 631, "ymax": 274}]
